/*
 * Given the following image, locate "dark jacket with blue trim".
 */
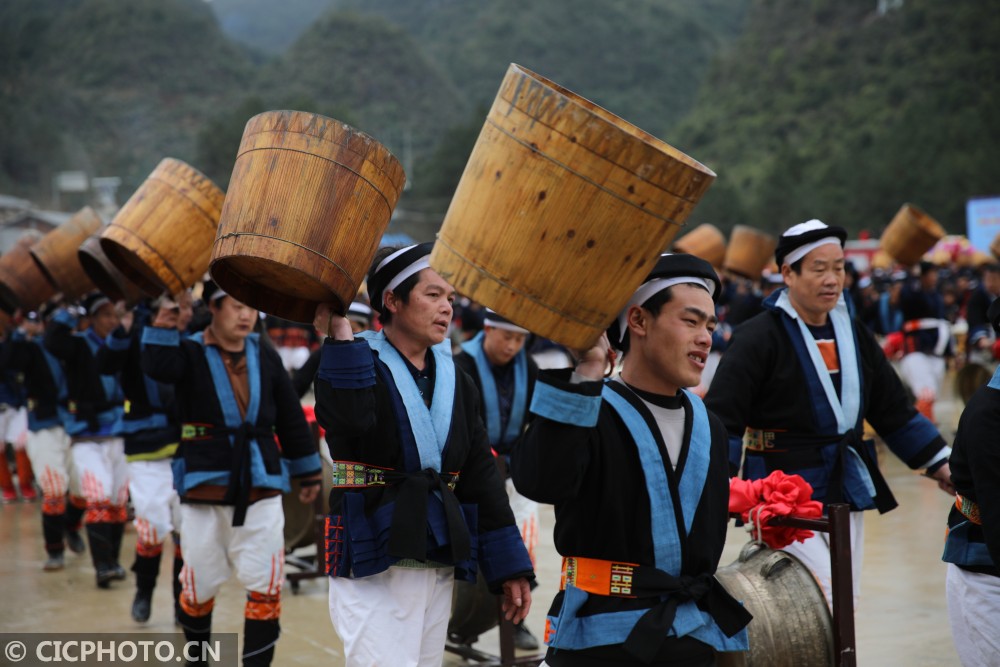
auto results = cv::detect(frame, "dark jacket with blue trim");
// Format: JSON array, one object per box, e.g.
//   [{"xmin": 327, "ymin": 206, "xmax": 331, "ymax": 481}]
[
  {"xmin": 453, "ymin": 348, "xmax": 538, "ymax": 456},
  {"xmin": 705, "ymin": 291, "xmax": 948, "ymax": 510},
  {"xmin": 313, "ymin": 338, "xmax": 534, "ymax": 593},
  {"xmin": 43, "ymin": 310, "xmax": 123, "ymax": 438},
  {"xmin": 0, "ymin": 333, "xmax": 64, "ymax": 431},
  {"xmin": 99, "ymin": 322, "xmax": 179, "ymax": 460},
  {"xmin": 510, "ymin": 373, "xmax": 737, "ymax": 666},
  {"xmin": 943, "ymin": 376, "xmax": 1000, "ymax": 577},
  {"xmin": 139, "ymin": 326, "xmax": 321, "ymax": 500}
]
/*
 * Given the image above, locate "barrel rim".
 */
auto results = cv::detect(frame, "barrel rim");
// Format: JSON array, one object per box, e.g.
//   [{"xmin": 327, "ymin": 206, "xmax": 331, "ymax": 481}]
[
  {"xmin": 240, "ymin": 110, "xmax": 406, "ymax": 191},
  {"xmin": 507, "ymin": 63, "xmax": 716, "ymax": 179}
]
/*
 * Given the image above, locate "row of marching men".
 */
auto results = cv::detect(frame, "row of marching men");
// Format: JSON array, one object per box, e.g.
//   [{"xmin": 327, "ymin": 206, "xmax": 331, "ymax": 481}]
[
  {"xmin": 0, "ymin": 285, "xmax": 325, "ymax": 666},
  {"xmin": 7, "ymin": 227, "xmax": 1000, "ymax": 667}
]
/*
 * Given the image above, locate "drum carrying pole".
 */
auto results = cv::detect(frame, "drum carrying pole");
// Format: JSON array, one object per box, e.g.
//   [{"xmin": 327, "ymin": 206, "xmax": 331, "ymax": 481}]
[{"xmin": 769, "ymin": 503, "xmax": 856, "ymax": 667}]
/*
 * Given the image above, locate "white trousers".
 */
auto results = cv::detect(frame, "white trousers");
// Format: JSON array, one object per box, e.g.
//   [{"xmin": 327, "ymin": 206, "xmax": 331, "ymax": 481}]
[
  {"xmin": 128, "ymin": 459, "xmax": 180, "ymax": 547},
  {"xmin": 329, "ymin": 566, "xmax": 455, "ymax": 667},
  {"xmin": 946, "ymin": 563, "xmax": 1000, "ymax": 667},
  {"xmin": 71, "ymin": 438, "xmax": 129, "ymax": 510},
  {"xmin": 0, "ymin": 406, "xmax": 28, "ymax": 449},
  {"xmin": 179, "ymin": 497, "xmax": 285, "ymax": 605},
  {"xmin": 781, "ymin": 510, "xmax": 864, "ymax": 609},
  {"xmin": 507, "ymin": 478, "xmax": 539, "ymax": 567},
  {"xmin": 25, "ymin": 426, "xmax": 81, "ymax": 502},
  {"xmin": 899, "ymin": 352, "xmax": 946, "ymax": 402}
]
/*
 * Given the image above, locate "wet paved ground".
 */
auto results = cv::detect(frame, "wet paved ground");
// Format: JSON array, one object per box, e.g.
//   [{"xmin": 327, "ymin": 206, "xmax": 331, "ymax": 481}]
[{"xmin": 0, "ymin": 380, "xmax": 968, "ymax": 666}]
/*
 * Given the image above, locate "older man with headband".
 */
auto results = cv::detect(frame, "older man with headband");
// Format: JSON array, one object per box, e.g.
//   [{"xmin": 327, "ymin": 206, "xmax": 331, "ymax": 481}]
[{"xmin": 706, "ymin": 219, "xmax": 954, "ymax": 608}]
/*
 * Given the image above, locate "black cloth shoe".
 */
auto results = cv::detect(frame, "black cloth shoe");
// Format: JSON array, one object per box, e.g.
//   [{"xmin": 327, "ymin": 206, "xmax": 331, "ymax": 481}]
[
  {"xmin": 513, "ymin": 621, "xmax": 539, "ymax": 650},
  {"xmin": 96, "ymin": 564, "xmax": 116, "ymax": 589},
  {"xmin": 131, "ymin": 589, "xmax": 152, "ymax": 623},
  {"xmin": 65, "ymin": 530, "xmax": 86, "ymax": 554},
  {"xmin": 110, "ymin": 563, "xmax": 128, "ymax": 581}
]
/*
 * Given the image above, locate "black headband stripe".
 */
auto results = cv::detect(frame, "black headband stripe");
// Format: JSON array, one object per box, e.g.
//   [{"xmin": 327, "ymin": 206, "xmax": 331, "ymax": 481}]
[
  {"xmin": 775, "ymin": 226, "xmax": 848, "ymax": 267},
  {"xmin": 367, "ymin": 241, "xmax": 434, "ymax": 313}
]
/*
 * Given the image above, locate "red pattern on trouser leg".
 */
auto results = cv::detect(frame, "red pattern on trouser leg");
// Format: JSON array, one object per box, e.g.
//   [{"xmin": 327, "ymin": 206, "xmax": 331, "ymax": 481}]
[
  {"xmin": 179, "ymin": 562, "xmax": 215, "ymax": 618},
  {"xmin": 245, "ymin": 591, "xmax": 281, "ymax": 621},
  {"xmin": 86, "ymin": 501, "xmax": 127, "ymax": 524}
]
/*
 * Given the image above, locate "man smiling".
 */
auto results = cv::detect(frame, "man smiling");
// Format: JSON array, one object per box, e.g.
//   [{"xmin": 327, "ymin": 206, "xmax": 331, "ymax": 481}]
[{"xmin": 511, "ymin": 253, "xmax": 751, "ymax": 666}]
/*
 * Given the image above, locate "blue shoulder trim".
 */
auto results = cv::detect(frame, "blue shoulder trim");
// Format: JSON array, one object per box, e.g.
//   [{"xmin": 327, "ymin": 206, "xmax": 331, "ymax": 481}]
[
  {"xmin": 530, "ymin": 380, "xmax": 601, "ymax": 427},
  {"xmin": 141, "ymin": 326, "xmax": 180, "ymax": 347},
  {"xmin": 316, "ymin": 340, "xmax": 376, "ymax": 389}
]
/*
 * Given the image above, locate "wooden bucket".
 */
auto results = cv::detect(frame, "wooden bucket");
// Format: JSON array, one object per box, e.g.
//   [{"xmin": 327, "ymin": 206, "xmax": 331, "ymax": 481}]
[
  {"xmin": 723, "ymin": 225, "xmax": 778, "ymax": 279},
  {"xmin": 101, "ymin": 158, "xmax": 225, "ymax": 296},
  {"xmin": 673, "ymin": 223, "xmax": 727, "ymax": 268},
  {"xmin": 429, "ymin": 64, "xmax": 716, "ymax": 349},
  {"xmin": 880, "ymin": 203, "xmax": 945, "ymax": 266},
  {"xmin": 990, "ymin": 231, "xmax": 1000, "ymax": 260},
  {"xmin": 0, "ymin": 231, "xmax": 56, "ymax": 312},
  {"xmin": 210, "ymin": 110, "xmax": 406, "ymax": 323},
  {"xmin": 716, "ymin": 542, "xmax": 834, "ymax": 667},
  {"xmin": 78, "ymin": 233, "xmax": 144, "ymax": 305},
  {"xmin": 29, "ymin": 206, "xmax": 101, "ymax": 300}
]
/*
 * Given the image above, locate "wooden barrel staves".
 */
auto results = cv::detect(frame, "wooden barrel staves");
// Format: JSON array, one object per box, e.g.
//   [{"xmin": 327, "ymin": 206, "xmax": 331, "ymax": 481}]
[
  {"xmin": 0, "ymin": 231, "xmax": 56, "ymax": 313},
  {"xmin": 210, "ymin": 110, "xmax": 406, "ymax": 323},
  {"xmin": 723, "ymin": 225, "xmax": 778, "ymax": 279},
  {"xmin": 30, "ymin": 206, "xmax": 102, "ymax": 300},
  {"xmin": 78, "ymin": 233, "xmax": 145, "ymax": 305},
  {"xmin": 101, "ymin": 158, "xmax": 225, "ymax": 296},
  {"xmin": 880, "ymin": 203, "xmax": 945, "ymax": 267},
  {"xmin": 673, "ymin": 223, "xmax": 728, "ymax": 268},
  {"xmin": 429, "ymin": 64, "xmax": 716, "ymax": 350}
]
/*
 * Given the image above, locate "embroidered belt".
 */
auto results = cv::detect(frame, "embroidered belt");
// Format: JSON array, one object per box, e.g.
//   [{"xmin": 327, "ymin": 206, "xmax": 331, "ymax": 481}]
[
  {"xmin": 330, "ymin": 460, "xmax": 459, "ymax": 491},
  {"xmin": 561, "ymin": 556, "xmax": 638, "ymax": 598},
  {"xmin": 956, "ymin": 494, "xmax": 982, "ymax": 525},
  {"xmin": 558, "ymin": 556, "xmax": 752, "ymax": 663}
]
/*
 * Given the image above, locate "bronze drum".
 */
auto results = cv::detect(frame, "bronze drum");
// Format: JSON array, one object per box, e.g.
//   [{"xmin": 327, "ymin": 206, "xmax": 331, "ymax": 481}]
[{"xmin": 715, "ymin": 542, "xmax": 834, "ymax": 667}]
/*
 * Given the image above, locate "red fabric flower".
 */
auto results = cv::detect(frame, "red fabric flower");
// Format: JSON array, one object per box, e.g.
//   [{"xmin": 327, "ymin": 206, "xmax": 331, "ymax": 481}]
[{"xmin": 729, "ymin": 471, "xmax": 824, "ymax": 549}]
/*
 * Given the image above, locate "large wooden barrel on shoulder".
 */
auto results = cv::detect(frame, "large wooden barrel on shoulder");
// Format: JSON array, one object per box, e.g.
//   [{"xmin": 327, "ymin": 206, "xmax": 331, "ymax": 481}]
[
  {"xmin": 430, "ymin": 63, "xmax": 716, "ymax": 350},
  {"xmin": 673, "ymin": 223, "xmax": 728, "ymax": 269},
  {"xmin": 715, "ymin": 542, "xmax": 833, "ymax": 667},
  {"xmin": 101, "ymin": 158, "xmax": 225, "ymax": 296},
  {"xmin": 880, "ymin": 203, "xmax": 945, "ymax": 267},
  {"xmin": 723, "ymin": 226, "xmax": 777, "ymax": 280},
  {"xmin": 78, "ymin": 233, "xmax": 145, "ymax": 305},
  {"xmin": 30, "ymin": 206, "xmax": 102, "ymax": 300},
  {"xmin": 0, "ymin": 231, "xmax": 56, "ymax": 313},
  {"xmin": 210, "ymin": 110, "xmax": 406, "ymax": 323}
]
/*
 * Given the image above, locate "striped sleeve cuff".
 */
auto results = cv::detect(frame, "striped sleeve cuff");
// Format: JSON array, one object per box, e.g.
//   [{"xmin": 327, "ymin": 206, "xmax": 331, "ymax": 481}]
[
  {"xmin": 316, "ymin": 340, "xmax": 376, "ymax": 389},
  {"xmin": 141, "ymin": 326, "xmax": 180, "ymax": 347},
  {"xmin": 529, "ymin": 376, "xmax": 602, "ymax": 427}
]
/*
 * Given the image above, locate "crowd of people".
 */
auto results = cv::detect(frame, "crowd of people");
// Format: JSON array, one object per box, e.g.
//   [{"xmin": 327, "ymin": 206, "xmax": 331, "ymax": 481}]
[{"xmin": 0, "ymin": 222, "xmax": 998, "ymax": 666}]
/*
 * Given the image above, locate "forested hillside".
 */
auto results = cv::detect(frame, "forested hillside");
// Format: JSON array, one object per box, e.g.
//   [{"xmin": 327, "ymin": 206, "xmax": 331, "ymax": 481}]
[
  {"xmin": 2, "ymin": 0, "xmax": 996, "ymax": 241},
  {"xmin": 672, "ymin": 0, "xmax": 1000, "ymax": 235}
]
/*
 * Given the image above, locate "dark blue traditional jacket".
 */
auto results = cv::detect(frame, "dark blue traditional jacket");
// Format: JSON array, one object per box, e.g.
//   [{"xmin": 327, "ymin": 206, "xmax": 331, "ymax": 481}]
[
  {"xmin": 706, "ymin": 288, "xmax": 949, "ymax": 512},
  {"xmin": 140, "ymin": 327, "xmax": 321, "ymax": 525},
  {"xmin": 99, "ymin": 322, "xmax": 179, "ymax": 461},
  {"xmin": 44, "ymin": 310, "xmax": 123, "ymax": 438},
  {"xmin": 313, "ymin": 331, "xmax": 534, "ymax": 593},
  {"xmin": 0, "ymin": 332, "xmax": 64, "ymax": 431}
]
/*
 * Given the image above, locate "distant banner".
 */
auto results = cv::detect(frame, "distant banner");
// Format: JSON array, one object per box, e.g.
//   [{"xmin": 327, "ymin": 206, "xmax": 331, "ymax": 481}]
[{"xmin": 966, "ymin": 196, "xmax": 1000, "ymax": 254}]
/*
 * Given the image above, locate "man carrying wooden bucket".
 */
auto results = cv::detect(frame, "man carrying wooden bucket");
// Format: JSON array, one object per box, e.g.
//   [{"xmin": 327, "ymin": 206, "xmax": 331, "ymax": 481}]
[
  {"xmin": 510, "ymin": 253, "xmax": 752, "ymax": 666},
  {"xmin": 312, "ymin": 242, "xmax": 534, "ymax": 666},
  {"xmin": 705, "ymin": 220, "xmax": 955, "ymax": 608},
  {"xmin": 141, "ymin": 284, "xmax": 322, "ymax": 666}
]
